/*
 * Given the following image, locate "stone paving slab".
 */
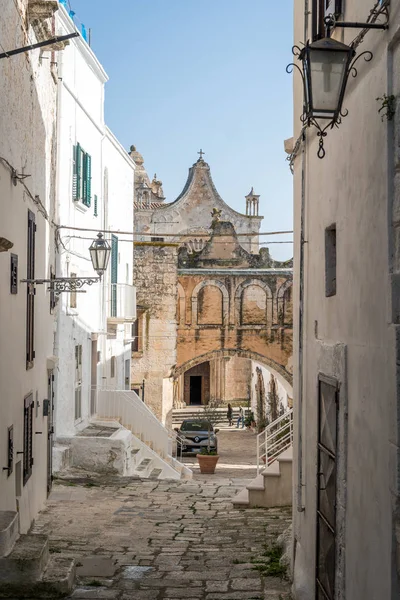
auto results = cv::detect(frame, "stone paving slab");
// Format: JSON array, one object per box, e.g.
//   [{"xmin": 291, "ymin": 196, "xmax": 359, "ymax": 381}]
[{"xmin": 32, "ymin": 429, "xmax": 292, "ymax": 600}]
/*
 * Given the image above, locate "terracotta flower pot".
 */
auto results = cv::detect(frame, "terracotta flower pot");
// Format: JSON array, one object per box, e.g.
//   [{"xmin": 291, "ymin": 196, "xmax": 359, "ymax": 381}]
[{"xmin": 196, "ymin": 454, "xmax": 219, "ymax": 474}]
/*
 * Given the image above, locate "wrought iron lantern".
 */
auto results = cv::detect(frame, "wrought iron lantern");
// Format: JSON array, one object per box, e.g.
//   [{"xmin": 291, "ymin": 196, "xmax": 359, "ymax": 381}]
[
  {"xmin": 21, "ymin": 232, "xmax": 112, "ymax": 294},
  {"xmin": 288, "ymin": 39, "xmax": 373, "ymax": 159},
  {"xmin": 301, "ymin": 37, "xmax": 355, "ymax": 123},
  {"xmin": 89, "ymin": 233, "xmax": 111, "ymax": 277}
]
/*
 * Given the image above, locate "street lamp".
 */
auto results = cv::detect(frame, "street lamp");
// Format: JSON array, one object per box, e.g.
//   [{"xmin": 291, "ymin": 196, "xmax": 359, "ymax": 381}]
[
  {"xmin": 89, "ymin": 233, "xmax": 111, "ymax": 277},
  {"xmin": 21, "ymin": 232, "xmax": 112, "ymax": 294},
  {"xmin": 288, "ymin": 38, "xmax": 373, "ymax": 159},
  {"xmin": 300, "ymin": 37, "xmax": 355, "ymax": 123}
]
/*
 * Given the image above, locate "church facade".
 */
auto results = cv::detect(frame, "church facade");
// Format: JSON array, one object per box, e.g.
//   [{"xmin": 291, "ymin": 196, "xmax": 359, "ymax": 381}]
[{"xmin": 130, "ymin": 149, "xmax": 293, "ymax": 425}]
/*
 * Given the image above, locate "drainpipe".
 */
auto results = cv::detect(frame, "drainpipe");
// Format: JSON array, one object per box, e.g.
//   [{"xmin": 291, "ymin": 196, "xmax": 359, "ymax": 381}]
[{"xmin": 296, "ymin": 0, "xmax": 309, "ymax": 514}]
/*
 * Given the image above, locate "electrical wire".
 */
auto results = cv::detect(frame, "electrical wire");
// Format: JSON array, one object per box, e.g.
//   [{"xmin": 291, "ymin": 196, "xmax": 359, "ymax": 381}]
[
  {"xmin": 56, "ymin": 224, "xmax": 293, "ymax": 238},
  {"xmin": 61, "ymin": 234, "xmax": 293, "ymax": 246}
]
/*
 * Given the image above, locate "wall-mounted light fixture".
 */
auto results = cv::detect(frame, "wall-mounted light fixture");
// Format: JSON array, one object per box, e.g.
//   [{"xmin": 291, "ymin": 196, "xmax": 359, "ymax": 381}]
[
  {"xmin": 287, "ymin": 7, "xmax": 389, "ymax": 158},
  {"xmin": 21, "ymin": 233, "xmax": 111, "ymax": 295}
]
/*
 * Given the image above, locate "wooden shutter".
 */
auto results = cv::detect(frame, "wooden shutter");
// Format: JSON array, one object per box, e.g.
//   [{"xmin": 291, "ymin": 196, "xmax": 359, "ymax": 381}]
[
  {"xmin": 26, "ymin": 211, "xmax": 36, "ymax": 369},
  {"xmin": 82, "ymin": 153, "xmax": 92, "ymax": 207},
  {"xmin": 72, "ymin": 145, "xmax": 77, "ymax": 200},
  {"xmin": 23, "ymin": 393, "xmax": 34, "ymax": 484},
  {"xmin": 76, "ymin": 143, "xmax": 82, "ymax": 200},
  {"xmin": 94, "ymin": 194, "xmax": 98, "ymax": 217},
  {"xmin": 111, "ymin": 235, "xmax": 118, "ymax": 318},
  {"xmin": 313, "ymin": 0, "xmax": 343, "ymax": 39},
  {"xmin": 86, "ymin": 154, "xmax": 91, "ymax": 206}
]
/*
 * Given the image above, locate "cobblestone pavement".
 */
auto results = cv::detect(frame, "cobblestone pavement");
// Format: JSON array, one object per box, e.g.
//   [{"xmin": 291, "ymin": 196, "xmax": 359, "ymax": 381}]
[{"xmin": 32, "ymin": 430, "xmax": 292, "ymax": 599}]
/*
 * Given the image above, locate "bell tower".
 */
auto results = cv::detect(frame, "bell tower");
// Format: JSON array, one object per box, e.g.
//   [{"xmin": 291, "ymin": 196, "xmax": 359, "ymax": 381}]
[{"xmin": 245, "ymin": 187, "xmax": 260, "ymax": 216}]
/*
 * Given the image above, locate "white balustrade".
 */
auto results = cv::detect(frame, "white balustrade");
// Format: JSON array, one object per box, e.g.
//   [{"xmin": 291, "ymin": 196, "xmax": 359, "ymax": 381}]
[{"xmin": 256, "ymin": 408, "xmax": 294, "ymax": 474}]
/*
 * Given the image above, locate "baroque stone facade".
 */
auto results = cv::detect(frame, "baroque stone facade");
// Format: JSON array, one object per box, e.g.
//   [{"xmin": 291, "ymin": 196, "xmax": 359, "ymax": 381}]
[{"xmin": 131, "ymin": 153, "xmax": 293, "ymax": 424}]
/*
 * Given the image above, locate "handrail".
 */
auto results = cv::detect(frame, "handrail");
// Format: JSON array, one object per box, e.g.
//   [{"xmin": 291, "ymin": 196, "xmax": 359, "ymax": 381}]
[
  {"xmin": 96, "ymin": 387, "xmax": 172, "ymax": 460},
  {"xmin": 256, "ymin": 408, "xmax": 293, "ymax": 474}
]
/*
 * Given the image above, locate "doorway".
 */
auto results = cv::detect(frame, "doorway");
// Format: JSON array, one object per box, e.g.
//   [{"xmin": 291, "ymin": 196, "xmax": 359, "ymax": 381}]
[
  {"xmin": 316, "ymin": 374, "xmax": 338, "ymax": 600},
  {"xmin": 190, "ymin": 376, "xmax": 202, "ymax": 405},
  {"xmin": 47, "ymin": 370, "xmax": 54, "ymax": 495}
]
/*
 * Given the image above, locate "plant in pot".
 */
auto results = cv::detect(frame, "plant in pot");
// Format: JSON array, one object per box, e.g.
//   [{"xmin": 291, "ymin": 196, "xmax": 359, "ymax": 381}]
[
  {"xmin": 244, "ymin": 411, "xmax": 255, "ymax": 429},
  {"xmin": 196, "ymin": 400, "xmax": 221, "ymax": 475}
]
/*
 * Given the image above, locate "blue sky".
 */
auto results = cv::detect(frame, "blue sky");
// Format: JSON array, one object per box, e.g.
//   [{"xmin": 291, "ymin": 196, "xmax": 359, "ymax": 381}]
[{"xmin": 68, "ymin": 0, "xmax": 294, "ymax": 259}]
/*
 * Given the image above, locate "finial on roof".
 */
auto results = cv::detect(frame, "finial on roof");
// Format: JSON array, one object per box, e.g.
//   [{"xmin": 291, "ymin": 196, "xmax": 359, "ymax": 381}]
[
  {"xmin": 197, "ymin": 148, "xmax": 205, "ymax": 160},
  {"xmin": 130, "ymin": 145, "xmax": 136, "ymax": 152}
]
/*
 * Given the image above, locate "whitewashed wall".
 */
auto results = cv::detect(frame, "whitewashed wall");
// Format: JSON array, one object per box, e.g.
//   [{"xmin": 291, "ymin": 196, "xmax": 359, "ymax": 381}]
[
  {"xmin": 291, "ymin": 1, "xmax": 400, "ymax": 598},
  {"xmin": 102, "ymin": 128, "xmax": 135, "ymax": 391},
  {"xmin": 54, "ymin": 5, "xmax": 108, "ymax": 438},
  {"xmin": 0, "ymin": 0, "xmax": 58, "ymax": 533}
]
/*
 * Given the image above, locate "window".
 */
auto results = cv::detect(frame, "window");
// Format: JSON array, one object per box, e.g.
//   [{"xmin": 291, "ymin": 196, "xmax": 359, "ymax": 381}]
[
  {"xmin": 111, "ymin": 356, "xmax": 116, "ymax": 378},
  {"xmin": 325, "ymin": 225, "xmax": 337, "ymax": 297},
  {"xmin": 75, "ymin": 345, "xmax": 82, "ymax": 420},
  {"xmin": 70, "ymin": 273, "xmax": 77, "ymax": 309},
  {"xmin": 23, "ymin": 393, "xmax": 34, "ymax": 485},
  {"xmin": 72, "ymin": 143, "xmax": 91, "ymax": 207},
  {"xmin": 94, "ymin": 194, "xmax": 98, "ymax": 217},
  {"xmin": 26, "ymin": 210, "xmax": 36, "ymax": 369},
  {"xmin": 151, "ymin": 237, "xmax": 164, "ymax": 242},
  {"xmin": 312, "ymin": 0, "xmax": 343, "ymax": 39},
  {"xmin": 131, "ymin": 319, "xmax": 139, "ymax": 352}
]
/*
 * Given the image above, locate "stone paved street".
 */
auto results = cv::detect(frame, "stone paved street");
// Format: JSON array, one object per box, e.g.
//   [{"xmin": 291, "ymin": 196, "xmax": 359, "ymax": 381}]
[{"xmin": 32, "ymin": 430, "xmax": 292, "ymax": 599}]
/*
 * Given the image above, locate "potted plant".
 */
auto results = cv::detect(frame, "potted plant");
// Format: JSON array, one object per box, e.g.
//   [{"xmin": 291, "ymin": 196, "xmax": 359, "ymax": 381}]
[
  {"xmin": 196, "ymin": 401, "xmax": 221, "ymax": 474},
  {"xmin": 244, "ymin": 411, "xmax": 255, "ymax": 429}
]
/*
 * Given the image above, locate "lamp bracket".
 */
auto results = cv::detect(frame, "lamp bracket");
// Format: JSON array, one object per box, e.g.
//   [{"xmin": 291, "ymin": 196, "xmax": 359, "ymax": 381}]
[{"xmin": 20, "ymin": 277, "xmax": 100, "ymax": 295}]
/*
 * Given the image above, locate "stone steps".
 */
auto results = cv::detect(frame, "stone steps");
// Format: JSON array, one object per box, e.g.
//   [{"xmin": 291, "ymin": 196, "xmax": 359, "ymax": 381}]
[
  {"xmin": 232, "ymin": 446, "xmax": 293, "ymax": 509},
  {"xmin": 0, "ymin": 533, "xmax": 75, "ymax": 598}
]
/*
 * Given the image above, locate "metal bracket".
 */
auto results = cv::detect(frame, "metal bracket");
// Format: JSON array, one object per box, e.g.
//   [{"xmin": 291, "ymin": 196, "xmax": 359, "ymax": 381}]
[{"xmin": 21, "ymin": 277, "xmax": 100, "ymax": 295}]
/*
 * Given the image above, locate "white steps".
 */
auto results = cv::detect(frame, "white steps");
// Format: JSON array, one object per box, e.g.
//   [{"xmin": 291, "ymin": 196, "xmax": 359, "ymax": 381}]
[{"xmin": 233, "ymin": 446, "xmax": 293, "ymax": 509}]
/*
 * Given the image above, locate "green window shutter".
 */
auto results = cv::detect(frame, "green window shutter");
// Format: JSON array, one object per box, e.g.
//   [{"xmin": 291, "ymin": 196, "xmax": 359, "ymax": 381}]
[
  {"xmin": 111, "ymin": 235, "xmax": 118, "ymax": 317},
  {"xmin": 111, "ymin": 235, "xmax": 118, "ymax": 284},
  {"xmin": 76, "ymin": 143, "xmax": 82, "ymax": 200},
  {"xmin": 82, "ymin": 153, "xmax": 91, "ymax": 207},
  {"xmin": 86, "ymin": 154, "xmax": 91, "ymax": 206},
  {"xmin": 72, "ymin": 145, "xmax": 77, "ymax": 200},
  {"xmin": 94, "ymin": 194, "xmax": 98, "ymax": 217},
  {"xmin": 82, "ymin": 151, "xmax": 87, "ymax": 204}
]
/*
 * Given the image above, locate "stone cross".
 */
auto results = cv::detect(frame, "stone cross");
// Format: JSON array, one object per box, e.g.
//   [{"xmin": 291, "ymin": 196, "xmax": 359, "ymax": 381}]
[{"xmin": 198, "ymin": 149, "xmax": 205, "ymax": 160}]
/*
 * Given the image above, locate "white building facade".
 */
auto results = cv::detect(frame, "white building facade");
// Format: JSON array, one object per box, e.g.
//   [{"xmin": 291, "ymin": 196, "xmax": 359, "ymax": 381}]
[
  {"xmin": 291, "ymin": 1, "xmax": 400, "ymax": 599},
  {"xmin": 53, "ymin": 6, "xmax": 135, "ymax": 445},
  {"xmin": 0, "ymin": 0, "xmax": 66, "ymax": 534}
]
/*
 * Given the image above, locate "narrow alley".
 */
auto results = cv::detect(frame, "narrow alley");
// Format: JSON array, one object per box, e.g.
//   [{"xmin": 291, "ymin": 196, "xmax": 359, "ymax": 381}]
[{"xmin": 31, "ymin": 430, "xmax": 292, "ymax": 600}]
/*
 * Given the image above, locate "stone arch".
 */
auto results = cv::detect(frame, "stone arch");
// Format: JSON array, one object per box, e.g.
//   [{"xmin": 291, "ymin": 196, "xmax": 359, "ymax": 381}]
[
  {"xmin": 276, "ymin": 279, "xmax": 293, "ymax": 326},
  {"xmin": 191, "ymin": 280, "xmax": 229, "ymax": 326},
  {"xmin": 173, "ymin": 348, "xmax": 293, "ymax": 389},
  {"xmin": 234, "ymin": 279, "xmax": 272, "ymax": 326},
  {"xmin": 177, "ymin": 282, "xmax": 186, "ymax": 326}
]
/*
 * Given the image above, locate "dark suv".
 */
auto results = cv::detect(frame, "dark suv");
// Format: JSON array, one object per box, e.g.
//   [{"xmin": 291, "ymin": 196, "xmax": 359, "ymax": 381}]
[{"xmin": 175, "ymin": 420, "xmax": 219, "ymax": 455}]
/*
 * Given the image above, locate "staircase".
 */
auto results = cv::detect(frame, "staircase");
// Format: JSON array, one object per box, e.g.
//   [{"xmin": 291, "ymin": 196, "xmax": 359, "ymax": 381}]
[
  {"xmin": 172, "ymin": 406, "xmax": 251, "ymax": 428},
  {"xmin": 94, "ymin": 389, "xmax": 192, "ymax": 480},
  {"xmin": 0, "ymin": 512, "xmax": 75, "ymax": 598},
  {"xmin": 233, "ymin": 409, "xmax": 293, "ymax": 509}
]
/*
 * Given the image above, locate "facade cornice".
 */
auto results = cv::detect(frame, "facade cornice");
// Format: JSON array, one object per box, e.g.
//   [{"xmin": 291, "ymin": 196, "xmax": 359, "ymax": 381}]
[{"xmin": 178, "ymin": 268, "xmax": 293, "ymax": 276}]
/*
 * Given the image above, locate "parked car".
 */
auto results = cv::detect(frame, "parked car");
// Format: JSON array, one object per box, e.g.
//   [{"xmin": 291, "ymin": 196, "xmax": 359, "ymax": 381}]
[{"xmin": 175, "ymin": 420, "xmax": 219, "ymax": 455}]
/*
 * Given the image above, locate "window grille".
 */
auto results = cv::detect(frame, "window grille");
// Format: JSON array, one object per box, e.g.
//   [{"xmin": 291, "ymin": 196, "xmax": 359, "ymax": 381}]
[{"xmin": 23, "ymin": 394, "xmax": 34, "ymax": 485}]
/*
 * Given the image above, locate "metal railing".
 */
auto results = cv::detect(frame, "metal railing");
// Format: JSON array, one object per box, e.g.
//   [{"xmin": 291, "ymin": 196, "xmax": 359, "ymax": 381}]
[
  {"xmin": 96, "ymin": 388, "xmax": 172, "ymax": 460},
  {"xmin": 256, "ymin": 408, "xmax": 294, "ymax": 474}
]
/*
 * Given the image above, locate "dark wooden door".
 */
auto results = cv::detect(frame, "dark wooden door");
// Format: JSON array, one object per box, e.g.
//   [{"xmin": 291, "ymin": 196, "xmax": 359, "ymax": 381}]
[{"xmin": 316, "ymin": 375, "xmax": 338, "ymax": 600}]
